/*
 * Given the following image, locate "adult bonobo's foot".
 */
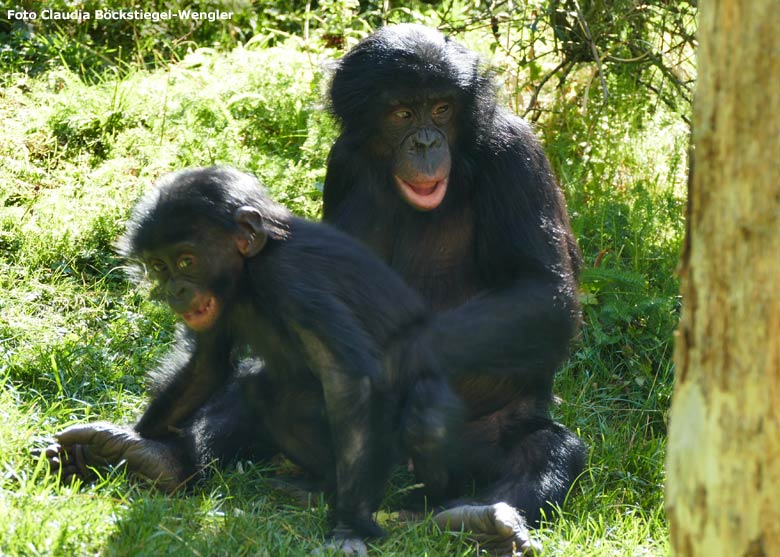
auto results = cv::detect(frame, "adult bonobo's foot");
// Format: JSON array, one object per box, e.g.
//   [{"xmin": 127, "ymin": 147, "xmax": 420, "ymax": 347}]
[
  {"xmin": 433, "ymin": 503, "xmax": 542, "ymax": 556},
  {"xmin": 311, "ymin": 524, "xmax": 373, "ymax": 557},
  {"xmin": 312, "ymin": 538, "xmax": 368, "ymax": 557},
  {"xmin": 39, "ymin": 421, "xmax": 186, "ymax": 493}
]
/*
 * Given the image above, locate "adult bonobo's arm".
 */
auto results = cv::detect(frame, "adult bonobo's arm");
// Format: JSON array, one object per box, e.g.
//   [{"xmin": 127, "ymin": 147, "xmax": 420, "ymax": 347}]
[
  {"xmin": 414, "ymin": 275, "xmax": 578, "ymax": 381},
  {"xmin": 408, "ymin": 116, "xmax": 581, "ymax": 388},
  {"xmin": 135, "ymin": 326, "xmax": 234, "ymax": 438}
]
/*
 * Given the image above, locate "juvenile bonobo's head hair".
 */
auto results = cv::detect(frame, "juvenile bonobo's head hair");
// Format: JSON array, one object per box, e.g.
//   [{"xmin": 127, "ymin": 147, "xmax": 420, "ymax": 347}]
[
  {"xmin": 117, "ymin": 167, "xmax": 291, "ymax": 331},
  {"xmin": 118, "ymin": 166, "xmax": 290, "ymax": 259}
]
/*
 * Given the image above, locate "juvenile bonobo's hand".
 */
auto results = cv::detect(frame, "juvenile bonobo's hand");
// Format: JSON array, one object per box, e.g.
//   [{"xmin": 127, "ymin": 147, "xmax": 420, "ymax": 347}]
[
  {"xmin": 41, "ymin": 421, "xmax": 186, "ymax": 493},
  {"xmin": 433, "ymin": 503, "xmax": 542, "ymax": 556}
]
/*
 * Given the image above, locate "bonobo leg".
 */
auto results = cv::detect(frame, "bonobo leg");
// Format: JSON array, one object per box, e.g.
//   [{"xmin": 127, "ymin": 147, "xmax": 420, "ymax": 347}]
[
  {"xmin": 433, "ymin": 417, "xmax": 585, "ymax": 557},
  {"xmin": 44, "ymin": 378, "xmax": 277, "ymax": 490},
  {"xmin": 401, "ymin": 375, "xmax": 464, "ymax": 500}
]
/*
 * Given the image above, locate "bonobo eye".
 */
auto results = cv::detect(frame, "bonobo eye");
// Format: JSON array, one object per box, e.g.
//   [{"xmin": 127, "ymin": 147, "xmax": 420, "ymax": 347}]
[
  {"xmin": 432, "ymin": 103, "xmax": 450, "ymax": 116},
  {"xmin": 176, "ymin": 255, "xmax": 195, "ymax": 270},
  {"xmin": 149, "ymin": 260, "xmax": 167, "ymax": 273},
  {"xmin": 392, "ymin": 108, "xmax": 413, "ymax": 120}
]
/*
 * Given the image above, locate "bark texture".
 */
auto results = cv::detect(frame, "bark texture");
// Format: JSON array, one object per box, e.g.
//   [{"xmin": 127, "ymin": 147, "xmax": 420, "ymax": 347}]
[{"xmin": 665, "ymin": 1, "xmax": 780, "ymax": 556}]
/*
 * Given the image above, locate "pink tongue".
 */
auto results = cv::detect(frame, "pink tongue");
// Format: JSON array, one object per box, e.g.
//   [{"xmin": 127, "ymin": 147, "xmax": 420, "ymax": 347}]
[
  {"xmin": 410, "ymin": 182, "xmax": 437, "ymax": 195},
  {"xmin": 185, "ymin": 301, "xmax": 208, "ymax": 320}
]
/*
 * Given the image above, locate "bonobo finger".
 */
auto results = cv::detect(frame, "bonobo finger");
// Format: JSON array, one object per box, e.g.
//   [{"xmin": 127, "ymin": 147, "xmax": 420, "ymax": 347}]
[
  {"xmin": 38, "ymin": 442, "xmax": 93, "ymax": 486},
  {"xmin": 43, "ymin": 444, "xmax": 63, "ymax": 459},
  {"xmin": 59, "ymin": 464, "xmax": 83, "ymax": 484},
  {"xmin": 48, "ymin": 454, "xmax": 65, "ymax": 471},
  {"xmin": 31, "ymin": 443, "xmax": 58, "ymax": 461},
  {"xmin": 32, "ymin": 442, "xmax": 75, "ymax": 474}
]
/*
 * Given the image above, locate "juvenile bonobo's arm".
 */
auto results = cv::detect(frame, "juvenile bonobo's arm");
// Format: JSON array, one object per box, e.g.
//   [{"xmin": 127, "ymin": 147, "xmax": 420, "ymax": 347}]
[
  {"xmin": 321, "ymin": 367, "xmax": 389, "ymax": 538},
  {"xmin": 295, "ymin": 302, "xmax": 391, "ymax": 541},
  {"xmin": 135, "ymin": 327, "xmax": 233, "ymax": 438}
]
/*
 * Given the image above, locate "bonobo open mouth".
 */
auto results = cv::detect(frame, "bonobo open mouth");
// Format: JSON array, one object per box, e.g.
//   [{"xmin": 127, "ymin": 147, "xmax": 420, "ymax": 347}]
[
  {"xmin": 395, "ymin": 176, "xmax": 448, "ymax": 211},
  {"xmin": 180, "ymin": 293, "xmax": 220, "ymax": 331}
]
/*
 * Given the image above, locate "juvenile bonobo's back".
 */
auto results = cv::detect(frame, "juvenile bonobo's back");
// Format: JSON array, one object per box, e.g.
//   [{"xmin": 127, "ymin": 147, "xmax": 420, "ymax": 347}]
[{"xmin": 253, "ymin": 217, "xmax": 431, "ymax": 361}]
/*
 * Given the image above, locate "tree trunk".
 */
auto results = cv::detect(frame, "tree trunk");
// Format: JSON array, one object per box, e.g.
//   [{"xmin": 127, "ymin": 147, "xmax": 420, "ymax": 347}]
[{"xmin": 665, "ymin": 1, "xmax": 780, "ymax": 556}]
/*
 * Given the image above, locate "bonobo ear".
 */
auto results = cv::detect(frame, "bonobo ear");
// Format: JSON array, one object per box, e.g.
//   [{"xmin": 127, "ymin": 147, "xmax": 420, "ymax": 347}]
[{"xmin": 234, "ymin": 206, "xmax": 268, "ymax": 257}]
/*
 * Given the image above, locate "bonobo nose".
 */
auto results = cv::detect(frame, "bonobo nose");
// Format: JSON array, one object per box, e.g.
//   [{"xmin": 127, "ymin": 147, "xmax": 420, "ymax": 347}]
[
  {"xmin": 166, "ymin": 281, "xmax": 187, "ymax": 299},
  {"xmin": 413, "ymin": 129, "xmax": 442, "ymax": 151},
  {"xmin": 165, "ymin": 280, "xmax": 191, "ymax": 309}
]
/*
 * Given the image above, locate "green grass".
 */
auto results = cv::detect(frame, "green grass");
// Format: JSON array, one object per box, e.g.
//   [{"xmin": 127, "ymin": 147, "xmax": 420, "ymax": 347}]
[{"xmin": 0, "ymin": 28, "xmax": 685, "ymax": 557}]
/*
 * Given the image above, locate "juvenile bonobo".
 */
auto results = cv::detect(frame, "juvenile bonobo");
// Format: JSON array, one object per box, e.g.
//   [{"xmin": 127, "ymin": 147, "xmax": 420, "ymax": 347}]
[{"xmin": 50, "ymin": 167, "xmax": 462, "ymax": 545}]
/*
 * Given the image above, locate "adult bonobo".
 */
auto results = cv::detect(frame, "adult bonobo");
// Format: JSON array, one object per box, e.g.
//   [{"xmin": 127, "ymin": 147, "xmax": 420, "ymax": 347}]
[
  {"xmin": 322, "ymin": 24, "xmax": 586, "ymax": 553},
  {"xmin": 44, "ymin": 167, "xmax": 463, "ymax": 550}
]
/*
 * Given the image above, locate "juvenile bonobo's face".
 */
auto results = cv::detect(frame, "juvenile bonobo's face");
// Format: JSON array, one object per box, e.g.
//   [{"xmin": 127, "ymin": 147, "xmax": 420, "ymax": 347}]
[
  {"xmin": 142, "ymin": 231, "xmax": 244, "ymax": 332},
  {"xmin": 383, "ymin": 96, "xmax": 456, "ymax": 211}
]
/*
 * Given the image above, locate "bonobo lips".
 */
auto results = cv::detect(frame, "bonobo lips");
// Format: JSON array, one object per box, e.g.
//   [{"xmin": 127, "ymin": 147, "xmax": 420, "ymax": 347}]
[
  {"xmin": 180, "ymin": 293, "xmax": 220, "ymax": 331},
  {"xmin": 395, "ymin": 176, "xmax": 448, "ymax": 211}
]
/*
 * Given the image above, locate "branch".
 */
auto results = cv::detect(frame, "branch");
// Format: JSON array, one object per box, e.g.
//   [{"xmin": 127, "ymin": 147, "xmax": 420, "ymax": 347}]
[
  {"xmin": 638, "ymin": 79, "xmax": 691, "ymax": 125},
  {"xmin": 572, "ymin": 0, "xmax": 608, "ymax": 103},
  {"xmin": 522, "ymin": 59, "xmax": 573, "ymax": 118}
]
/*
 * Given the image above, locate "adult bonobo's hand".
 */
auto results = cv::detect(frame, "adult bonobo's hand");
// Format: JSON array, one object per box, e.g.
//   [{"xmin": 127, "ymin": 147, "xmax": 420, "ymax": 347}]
[{"xmin": 40, "ymin": 421, "xmax": 185, "ymax": 493}]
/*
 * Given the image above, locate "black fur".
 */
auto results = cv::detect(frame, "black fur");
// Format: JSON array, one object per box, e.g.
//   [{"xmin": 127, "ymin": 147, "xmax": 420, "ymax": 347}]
[
  {"xmin": 323, "ymin": 24, "xmax": 586, "ymax": 525},
  {"xmin": 88, "ymin": 24, "xmax": 586, "ymax": 540},
  {"xmin": 123, "ymin": 166, "xmax": 462, "ymax": 540}
]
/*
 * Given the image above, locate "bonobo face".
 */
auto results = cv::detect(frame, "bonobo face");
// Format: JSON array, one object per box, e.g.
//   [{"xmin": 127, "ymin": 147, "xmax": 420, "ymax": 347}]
[
  {"xmin": 384, "ymin": 97, "xmax": 455, "ymax": 211},
  {"xmin": 142, "ymin": 232, "xmax": 244, "ymax": 332}
]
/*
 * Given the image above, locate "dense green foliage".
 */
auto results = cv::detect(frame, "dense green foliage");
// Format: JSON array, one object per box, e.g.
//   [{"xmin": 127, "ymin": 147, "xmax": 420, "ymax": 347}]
[{"xmin": 0, "ymin": 2, "xmax": 691, "ymax": 555}]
